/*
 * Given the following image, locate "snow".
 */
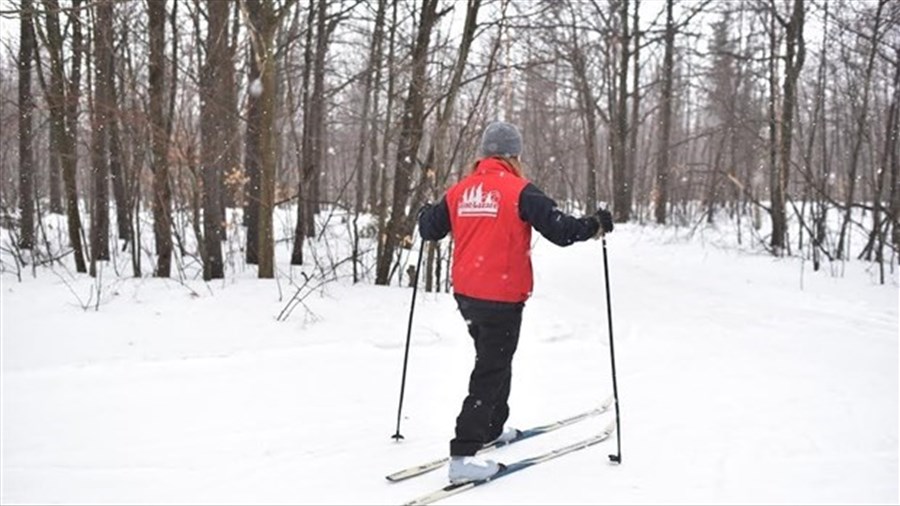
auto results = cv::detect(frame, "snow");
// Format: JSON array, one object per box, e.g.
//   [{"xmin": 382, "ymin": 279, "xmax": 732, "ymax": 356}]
[
  {"xmin": 1, "ymin": 221, "xmax": 897, "ymax": 504},
  {"xmin": 249, "ymin": 79, "xmax": 263, "ymax": 98}
]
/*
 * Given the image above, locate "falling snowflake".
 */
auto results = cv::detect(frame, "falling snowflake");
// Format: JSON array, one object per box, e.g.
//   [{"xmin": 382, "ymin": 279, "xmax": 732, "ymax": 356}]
[{"xmin": 249, "ymin": 78, "xmax": 263, "ymax": 97}]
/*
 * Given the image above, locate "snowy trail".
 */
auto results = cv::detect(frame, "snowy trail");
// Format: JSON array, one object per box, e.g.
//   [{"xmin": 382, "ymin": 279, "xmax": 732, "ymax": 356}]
[{"xmin": 2, "ymin": 225, "xmax": 897, "ymax": 504}]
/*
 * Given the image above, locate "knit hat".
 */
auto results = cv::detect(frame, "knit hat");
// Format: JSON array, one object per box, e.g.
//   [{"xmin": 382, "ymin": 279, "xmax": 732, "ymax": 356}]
[{"xmin": 480, "ymin": 121, "xmax": 522, "ymax": 158}]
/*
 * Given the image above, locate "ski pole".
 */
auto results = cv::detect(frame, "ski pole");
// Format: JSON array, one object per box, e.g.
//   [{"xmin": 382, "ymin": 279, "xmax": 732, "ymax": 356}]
[
  {"xmin": 392, "ymin": 237, "xmax": 426, "ymax": 441},
  {"xmin": 602, "ymin": 235, "xmax": 622, "ymax": 463}
]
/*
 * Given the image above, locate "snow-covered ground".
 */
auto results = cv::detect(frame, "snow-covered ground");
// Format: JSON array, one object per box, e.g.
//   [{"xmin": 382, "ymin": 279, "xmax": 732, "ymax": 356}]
[{"xmin": 1, "ymin": 220, "xmax": 897, "ymax": 504}]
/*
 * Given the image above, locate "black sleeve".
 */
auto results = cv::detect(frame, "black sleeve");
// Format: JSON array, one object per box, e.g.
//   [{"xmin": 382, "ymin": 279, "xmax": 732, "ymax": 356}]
[
  {"xmin": 418, "ymin": 196, "xmax": 452, "ymax": 241},
  {"xmin": 518, "ymin": 183, "xmax": 600, "ymax": 246}
]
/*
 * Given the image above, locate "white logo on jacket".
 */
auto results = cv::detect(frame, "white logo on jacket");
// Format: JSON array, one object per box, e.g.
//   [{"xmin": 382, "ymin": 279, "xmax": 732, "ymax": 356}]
[{"xmin": 458, "ymin": 183, "xmax": 501, "ymax": 218}]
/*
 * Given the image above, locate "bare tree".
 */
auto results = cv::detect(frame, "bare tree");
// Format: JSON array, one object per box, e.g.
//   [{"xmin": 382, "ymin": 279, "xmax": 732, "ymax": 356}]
[
  {"xmin": 834, "ymin": 0, "xmax": 887, "ymax": 259},
  {"xmin": 373, "ymin": 0, "xmax": 400, "ymax": 274},
  {"xmin": 627, "ymin": 0, "xmax": 641, "ymax": 216},
  {"xmin": 18, "ymin": 0, "xmax": 35, "ymax": 250},
  {"xmin": 90, "ymin": 0, "xmax": 114, "ymax": 270},
  {"xmin": 148, "ymin": 0, "xmax": 173, "ymax": 277},
  {"xmin": 889, "ymin": 47, "xmax": 900, "ymax": 256},
  {"xmin": 366, "ymin": 0, "xmax": 390, "ymax": 215},
  {"xmin": 243, "ymin": 0, "xmax": 262, "ymax": 265},
  {"xmin": 39, "ymin": 0, "xmax": 87, "ymax": 272},
  {"xmin": 419, "ymin": 0, "xmax": 481, "ymax": 291},
  {"xmin": 654, "ymin": 0, "xmax": 675, "ymax": 224},
  {"xmin": 290, "ymin": 0, "xmax": 328, "ymax": 265},
  {"xmin": 243, "ymin": 0, "xmax": 296, "ymax": 278},
  {"xmin": 106, "ymin": 3, "xmax": 131, "ymax": 246},
  {"xmin": 375, "ymin": 0, "xmax": 442, "ymax": 286},
  {"xmin": 558, "ymin": 2, "xmax": 602, "ymax": 210},
  {"xmin": 610, "ymin": 0, "xmax": 632, "ymax": 222},
  {"xmin": 351, "ymin": 0, "xmax": 388, "ymax": 282},
  {"xmin": 859, "ymin": 42, "xmax": 899, "ymax": 278},
  {"xmin": 200, "ymin": 0, "xmax": 229, "ymax": 280},
  {"xmin": 768, "ymin": 0, "xmax": 806, "ymax": 253}
]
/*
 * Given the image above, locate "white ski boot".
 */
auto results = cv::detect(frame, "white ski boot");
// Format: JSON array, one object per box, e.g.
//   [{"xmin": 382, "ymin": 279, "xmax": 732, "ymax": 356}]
[
  {"xmin": 488, "ymin": 426, "xmax": 521, "ymax": 445},
  {"xmin": 448, "ymin": 456, "xmax": 502, "ymax": 484}
]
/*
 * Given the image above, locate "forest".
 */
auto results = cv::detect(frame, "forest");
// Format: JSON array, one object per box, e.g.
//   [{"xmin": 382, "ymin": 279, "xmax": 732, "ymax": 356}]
[{"xmin": 1, "ymin": 0, "xmax": 897, "ymax": 291}]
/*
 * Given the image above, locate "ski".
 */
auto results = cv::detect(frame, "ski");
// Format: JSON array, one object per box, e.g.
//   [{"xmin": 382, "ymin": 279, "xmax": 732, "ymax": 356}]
[
  {"xmin": 403, "ymin": 419, "xmax": 618, "ymax": 506},
  {"xmin": 386, "ymin": 395, "xmax": 613, "ymax": 483}
]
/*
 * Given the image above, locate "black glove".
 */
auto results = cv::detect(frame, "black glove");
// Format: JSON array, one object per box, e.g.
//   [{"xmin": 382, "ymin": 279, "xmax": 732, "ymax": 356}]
[{"xmin": 594, "ymin": 208, "xmax": 614, "ymax": 235}]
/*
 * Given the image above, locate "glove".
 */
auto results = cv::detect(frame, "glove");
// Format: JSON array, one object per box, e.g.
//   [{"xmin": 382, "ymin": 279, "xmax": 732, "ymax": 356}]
[{"xmin": 594, "ymin": 208, "xmax": 614, "ymax": 236}]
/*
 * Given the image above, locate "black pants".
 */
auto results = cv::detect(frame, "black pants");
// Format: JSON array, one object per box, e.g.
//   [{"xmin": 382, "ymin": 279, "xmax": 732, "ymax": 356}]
[{"xmin": 450, "ymin": 294, "xmax": 524, "ymax": 456}]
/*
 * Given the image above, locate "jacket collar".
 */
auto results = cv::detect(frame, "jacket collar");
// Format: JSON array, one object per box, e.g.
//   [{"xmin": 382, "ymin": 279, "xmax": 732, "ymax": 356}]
[{"xmin": 473, "ymin": 157, "xmax": 520, "ymax": 177}]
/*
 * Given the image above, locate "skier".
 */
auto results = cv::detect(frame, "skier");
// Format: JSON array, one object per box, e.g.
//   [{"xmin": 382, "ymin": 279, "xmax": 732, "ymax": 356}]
[{"xmin": 417, "ymin": 121, "xmax": 615, "ymax": 483}]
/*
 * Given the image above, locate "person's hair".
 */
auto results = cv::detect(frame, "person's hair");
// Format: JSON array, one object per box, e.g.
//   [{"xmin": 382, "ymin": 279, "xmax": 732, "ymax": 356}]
[{"xmin": 470, "ymin": 155, "xmax": 525, "ymax": 178}]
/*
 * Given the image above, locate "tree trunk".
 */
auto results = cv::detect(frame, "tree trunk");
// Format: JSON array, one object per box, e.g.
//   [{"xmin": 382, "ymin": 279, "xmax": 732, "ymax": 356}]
[
  {"xmin": 767, "ymin": 8, "xmax": 782, "ymax": 249},
  {"xmin": 626, "ymin": 0, "xmax": 640, "ymax": 216},
  {"xmin": 375, "ymin": 0, "xmax": 440, "ymax": 286},
  {"xmin": 654, "ymin": 0, "xmax": 674, "ymax": 224},
  {"xmin": 244, "ymin": 0, "xmax": 262, "ymax": 265},
  {"xmin": 367, "ymin": 8, "xmax": 387, "ymax": 213},
  {"xmin": 806, "ymin": 0, "xmax": 828, "ymax": 270},
  {"xmin": 201, "ymin": 0, "xmax": 228, "ymax": 280},
  {"xmin": 90, "ymin": 0, "xmax": 113, "ymax": 269},
  {"xmin": 42, "ymin": 0, "xmax": 87, "ymax": 272},
  {"xmin": 47, "ymin": 60, "xmax": 63, "ymax": 215},
  {"xmin": 220, "ymin": 1, "xmax": 240, "ymax": 215},
  {"xmin": 18, "ymin": 0, "xmax": 35, "ymax": 250},
  {"xmin": 771, "ymin": 0, "xmax": 806, "ymax": 253},
  {"xmin": 375, "ymin": 0, "xmax": 399, "ymax": 277},
  {"xmin": 611, "ymin": 0, "xmax": 630, "ymax": 222},
  {"xmin": 255, "ymin": 0, "xmax": 278, "ymax": 279},
  {"xmin": 99, "ymin": 0, "xmax": 130, "ymax": 245},
  {"xmin": 305, "ymin": 0, "xmax": 330, "ymax": 239},
  {"xmin": 108, "ymin": 71, "xmax": 131, "ymax": 244},
  {"xmin": 414, "ymin": 0, "xmax": 480, "ymax": 209},
  {"xmin": 351, "ymin": 0, "xmax": 387, "ymax": 281},
  {"xmin": 148, "ymin": 0, "xmax": 172, "ymax": 277},
  {"xmin": 290, "ymin": 0, "xmax": 316, "ymax": 265},
  {"xmin": 366, "ymin": 0, "xmax": 388, "ymax": 215},
  {"xmin": 569, "ymin": 32, "xmax": 599, "ymax": 210}
]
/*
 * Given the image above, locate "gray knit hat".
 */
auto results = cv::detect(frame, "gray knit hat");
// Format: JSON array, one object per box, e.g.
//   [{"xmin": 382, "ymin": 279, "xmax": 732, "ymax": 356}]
[{"xmin": 480, "ymin": 121, "xmax": 522, "ymax": 158}]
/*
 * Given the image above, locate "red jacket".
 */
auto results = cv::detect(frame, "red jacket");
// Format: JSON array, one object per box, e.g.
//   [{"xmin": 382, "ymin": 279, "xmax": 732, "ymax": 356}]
[
  {"xmin": 418, "ymin": 158, "xmax": 600, "ymax": 304},
  {"xmin": 445, "ymin": 159, "xmax": 533, "ymax": 302}
]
